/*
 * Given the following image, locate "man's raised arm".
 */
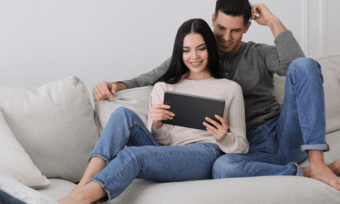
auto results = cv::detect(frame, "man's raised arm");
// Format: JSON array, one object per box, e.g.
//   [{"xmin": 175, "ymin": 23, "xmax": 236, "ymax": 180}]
[
  {"xmin": 94, "ymin": 57, "xmax": 171, "ymax": 101},
  {"xmin": 251, "ymin": 3, "xmax": 305, "ymax": 76}
]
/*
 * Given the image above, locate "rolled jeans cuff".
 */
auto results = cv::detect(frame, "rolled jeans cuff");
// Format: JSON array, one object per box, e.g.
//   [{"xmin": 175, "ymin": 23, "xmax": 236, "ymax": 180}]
[
  {"xmin": 87, "ymin": 178, "xmax": 111, "ymax": 203},
  {"xmin": 287, "ymin": 162, "xmax": 304, "ymax": 177},
  {"xmin": 300, "ymin": 144, "xmax": 329, "ymax": 152},
  {"xmin": 88, "ymin": 153, "xmax": 110, "ymax": 165}
]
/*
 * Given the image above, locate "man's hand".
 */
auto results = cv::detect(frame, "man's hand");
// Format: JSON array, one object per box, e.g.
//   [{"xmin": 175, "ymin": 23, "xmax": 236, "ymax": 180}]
[
  {"xmin": 250, "ymin": 3, "xmax": 276, "ymax": 26},
  {"xmin": 203, "ymin": 115, "xmax": 229, "ymax": 142},
  {"xmin": 150, "ymin": 104, "xmax": 174, "ymax": 129},
  {"xmin": 250, "ymin": 3, "xmax": 286, "ymax": 38},
  {"xmin": 94, "ymin": 81, "xmax": 118, "ymax": 101}
]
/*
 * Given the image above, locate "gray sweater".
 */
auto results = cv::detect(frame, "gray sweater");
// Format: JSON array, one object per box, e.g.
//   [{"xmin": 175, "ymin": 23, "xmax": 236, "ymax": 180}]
[{"xmin": 120, "ymin": 30, "xmax": 305, "ymax": 136}]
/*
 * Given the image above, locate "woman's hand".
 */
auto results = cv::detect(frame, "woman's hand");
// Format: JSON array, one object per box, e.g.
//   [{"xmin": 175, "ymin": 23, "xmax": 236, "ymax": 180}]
[
  {"xmin": 150, "ymin": 104, "xmax": 174, "ymax": 129},
  {"xmin": 203, "ymin": 115, "xmax": 229, "ymax": 142}
]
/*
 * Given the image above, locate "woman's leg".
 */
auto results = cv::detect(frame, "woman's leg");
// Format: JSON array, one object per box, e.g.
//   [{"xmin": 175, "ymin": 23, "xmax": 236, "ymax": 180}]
[
  {"xmin": 63, "ymin": 143, "xmax": 222, "ymax": 203},
  {"xmin": 66, "ymin": 107, "xmax": 159, "ymax": 195}
]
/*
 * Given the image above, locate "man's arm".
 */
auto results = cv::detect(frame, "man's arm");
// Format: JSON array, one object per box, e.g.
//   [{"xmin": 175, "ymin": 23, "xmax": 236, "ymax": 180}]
[
  {"xmin": 94, "ymin": 57, "xmax": 171, "ymax": 101},
  {"xmin": 251, "ymin": 4, "xmax": 305, "ymax": 76},
  {"xmin": 119, "ymin": 57, "xmax": 171, "ymax": 89},
  {"xmin": 250, "ymin": 3, "xmax": 286, "ymax": 38}
]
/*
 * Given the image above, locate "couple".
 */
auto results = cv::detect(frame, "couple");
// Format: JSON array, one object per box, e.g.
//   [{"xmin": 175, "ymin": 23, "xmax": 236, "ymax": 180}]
[{"xmin": 59, "ymin": 0, "xmax": 340, "ymax": 203}]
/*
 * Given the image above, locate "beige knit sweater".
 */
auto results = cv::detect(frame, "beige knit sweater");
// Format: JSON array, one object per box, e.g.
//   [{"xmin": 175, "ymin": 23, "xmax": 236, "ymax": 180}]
[{"xmin": 147, "ymin": 77, "xmax": 249, "ymax": 154}]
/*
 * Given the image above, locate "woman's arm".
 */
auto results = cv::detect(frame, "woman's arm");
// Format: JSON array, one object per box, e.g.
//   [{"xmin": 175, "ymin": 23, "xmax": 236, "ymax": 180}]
[
  {"xmin": 220, "ymin": 83, "xmax": 248, "ymax": 153},
  {"xmin": 147, "ymin": 83, "xmax": 173, "ymax": 145},
  {"xmin": 204, "ymin": 82, "xmax": 248, "ymax": 154}
]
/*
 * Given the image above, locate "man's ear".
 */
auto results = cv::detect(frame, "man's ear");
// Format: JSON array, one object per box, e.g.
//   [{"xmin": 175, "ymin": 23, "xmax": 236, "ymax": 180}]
[
  {"xmin": 244, "ymin": 21, "xmax": 251, "ymax": 33},
  {"xmin": 212, "ymin": 13, "xmax": 216, "ymax": 27}
]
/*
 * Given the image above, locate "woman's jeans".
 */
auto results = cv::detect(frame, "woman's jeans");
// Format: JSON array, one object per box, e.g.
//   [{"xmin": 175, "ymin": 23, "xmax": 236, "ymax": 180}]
[
  {"xmin": 0, "ymin": 189, "xmax": 26, "ymax": 204},
  {"xmin": 213, "ymin": 58, "xmax": 328, "ymax": 178},
  {"xmin": 88, "ymin": 107, "xmax": 222, "ymax": 202}
]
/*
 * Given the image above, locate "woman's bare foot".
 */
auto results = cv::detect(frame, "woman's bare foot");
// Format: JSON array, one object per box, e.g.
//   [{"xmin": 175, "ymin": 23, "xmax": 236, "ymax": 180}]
[
  {"xmin": 69, "ymin": 180, "xmax": 88, "ymax": 195},
  {"xmin": 327, "ymin": 159, "xmax": 340, "ymax": 176},
  {"xmin": 58, "ymin": 182, "xmax": 106, "ymax": 204},
  {"xmin": 58, "ymin": 193, "xmax": 88, "ymax": 204},
  {"xmin": 69, "ymin": 157, "xmax": 106, "ymax": 195}
]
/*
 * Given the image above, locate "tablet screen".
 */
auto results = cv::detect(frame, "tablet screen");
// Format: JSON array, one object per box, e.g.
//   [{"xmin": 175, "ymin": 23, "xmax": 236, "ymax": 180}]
[{"xmin": 162, "ymin": 91, "xmax": 225, "ymax": 130}]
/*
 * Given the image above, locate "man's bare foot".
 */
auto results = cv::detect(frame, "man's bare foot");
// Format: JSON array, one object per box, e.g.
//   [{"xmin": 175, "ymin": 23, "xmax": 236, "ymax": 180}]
[
  {"xmin": 309, "ymin": 162, "xmax": 340, "ymax": 191},
  {"xmin": 303, "ymin": 159, "xmax": 340, "ymax": 177}
]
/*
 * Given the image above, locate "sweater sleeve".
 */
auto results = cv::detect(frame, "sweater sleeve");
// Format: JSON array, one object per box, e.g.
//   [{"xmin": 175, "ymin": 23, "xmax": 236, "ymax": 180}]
[
  {"xmin": 147, "ymin": 83, "xmax": 172, "ymax": 145},
  {"xmin": 119, "ymin": 57, "xmax": 171, "ymax": 89},
  {"xmin": 257, "ymin": 30, "xmax": 305, "ymax": 76},
  {"xmin": 217, "ymin": 82, "xmax": 249, "ymax": 154}
]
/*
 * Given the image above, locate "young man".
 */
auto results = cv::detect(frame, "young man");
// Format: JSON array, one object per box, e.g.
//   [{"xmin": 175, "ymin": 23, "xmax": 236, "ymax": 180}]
[{"xmin": 94, "ymin": 0, "xmax": 340, "ymax": 190}]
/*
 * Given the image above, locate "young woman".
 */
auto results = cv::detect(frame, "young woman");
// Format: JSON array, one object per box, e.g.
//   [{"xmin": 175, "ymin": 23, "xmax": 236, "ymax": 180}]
[{"xmin": 58, "ymin": 18, "xmax": 248, "ymax": 204}]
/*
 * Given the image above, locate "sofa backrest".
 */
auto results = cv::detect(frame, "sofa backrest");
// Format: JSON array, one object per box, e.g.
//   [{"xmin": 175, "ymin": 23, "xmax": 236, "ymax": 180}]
[{"xmin": 0, "ymin": 76, "xmax": 99, "ymax": 182}]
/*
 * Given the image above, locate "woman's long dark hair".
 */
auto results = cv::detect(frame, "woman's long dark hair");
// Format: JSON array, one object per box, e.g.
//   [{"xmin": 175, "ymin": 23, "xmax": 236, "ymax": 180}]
[{"xmin": 152, "ymin": 18, "xmax": 222, "ymax": 85}]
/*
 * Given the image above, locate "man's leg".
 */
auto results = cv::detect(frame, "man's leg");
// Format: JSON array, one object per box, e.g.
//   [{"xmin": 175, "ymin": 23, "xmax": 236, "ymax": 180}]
[
  {"xmin": 213, "ymin": 122, "xmax": 305, "ymax": 179},
  {"xmin": 276, "ymin": 58, "xmax": 340, "ymax": 190},
  {"xmin": 213, "ymin": 58, "xmax": 340, "ymax": 190}
]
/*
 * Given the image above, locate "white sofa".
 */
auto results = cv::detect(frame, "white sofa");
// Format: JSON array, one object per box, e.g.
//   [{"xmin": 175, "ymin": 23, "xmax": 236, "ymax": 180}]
[{"xmin": 0, "ymin": 54, "xmax": 339, "ymax": 204}]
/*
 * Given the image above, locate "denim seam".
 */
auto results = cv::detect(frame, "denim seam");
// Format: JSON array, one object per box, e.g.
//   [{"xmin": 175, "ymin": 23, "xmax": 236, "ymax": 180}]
[
  {"xmin": 278, "ymin": 79, "xmax": 290, "ymax": 147},
  {"xmin": 88, "ymin": 178, "xmax": 112, "ymax": 202},
  {"xmin": 110, "ymin": 127, "xmax": 132, "ymax": 160},
  {"xmin": 240, "ymin": 149, "xmax": 278, "ymax": 160},
  {"xmin": 132, "ymin": 147, "xmax": 221, "ymax": 158},
  {"xmin": 258, "ymin": 126, "xmax": 276, "ymax": 150},
  {"xmin": 276, "ymin": 79, "xmax": 300, "ymax": 165},
  {"xmin": 292, "ymin": 78, "xmax": 309, "ymax": 150},
  {"xmin": 134, "ymin": 122, "xmax": 160, "ymax": 146},
  {"xmin": 107, "ymin": 155, "xmax": 138, "ymax": 187}
]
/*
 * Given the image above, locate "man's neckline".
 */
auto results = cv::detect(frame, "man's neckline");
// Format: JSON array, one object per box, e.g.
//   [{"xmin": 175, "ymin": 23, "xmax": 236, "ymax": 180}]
[{"xmin": 220, "ymin": 41, "xmax": 246, "ymax": 58}]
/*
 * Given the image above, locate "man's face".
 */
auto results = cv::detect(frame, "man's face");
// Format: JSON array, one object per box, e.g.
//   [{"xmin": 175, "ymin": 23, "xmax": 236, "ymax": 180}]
[{"xmin": 212, "ymin": 11, "xmax": 251, "ymax": 55}]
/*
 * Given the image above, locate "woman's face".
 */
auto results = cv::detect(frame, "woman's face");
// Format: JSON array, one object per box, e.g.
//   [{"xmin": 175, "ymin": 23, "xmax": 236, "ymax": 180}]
[{"xmin": 182, "ymin": 33, "xmax": 209, "ymax": 77}]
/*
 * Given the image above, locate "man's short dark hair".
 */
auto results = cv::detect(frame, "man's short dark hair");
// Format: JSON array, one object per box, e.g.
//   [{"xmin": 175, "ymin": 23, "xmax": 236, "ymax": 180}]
[{"xmin": 215, "ymin": 0, "xmax": 252, "ymax": 24}]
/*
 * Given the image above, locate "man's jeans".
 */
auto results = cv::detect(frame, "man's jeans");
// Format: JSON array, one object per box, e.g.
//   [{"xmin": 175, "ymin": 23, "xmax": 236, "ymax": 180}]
[
  {"xmin": 88, "ymin": 107, "xmax": 222, "ymax": 202},
  {"xmin": 213, "ymin": 58, "xmax": 327, "ymax": 178}
]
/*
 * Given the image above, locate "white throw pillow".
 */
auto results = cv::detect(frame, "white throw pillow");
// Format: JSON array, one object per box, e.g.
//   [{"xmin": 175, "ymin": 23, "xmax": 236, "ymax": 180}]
[
  {"xmin": 0, "ymin": 170, "xmax": 58, "ymax": 204},
  {"xmin": 0, "ymin": 76, "xmax": 99, "ymax": 182},
  {"xmin": 0, "ymin": 109, "xmax": 50, "ymax": 189},
  {"xmin": 94, "ymin": 86, "xmax": 152, "ymax": 134}
]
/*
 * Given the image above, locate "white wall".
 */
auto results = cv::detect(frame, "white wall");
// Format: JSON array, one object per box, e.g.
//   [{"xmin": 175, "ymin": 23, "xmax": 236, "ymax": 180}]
[{"xmin": 1, "ymin": 0, "xmax": 339, "ymax": 104}]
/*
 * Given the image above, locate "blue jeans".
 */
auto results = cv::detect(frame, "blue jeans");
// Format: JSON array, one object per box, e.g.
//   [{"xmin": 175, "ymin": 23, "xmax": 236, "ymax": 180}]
[
  {"xmin": 88, "ymin": 107, "xmax": 222, "ymax": 202},
  {"xmin": 213, "ymin": 58, "xmax": 327, "ymax": 178},
  {"xmin": 0, "ymin": 189, "xmax": 26, "ymax": 204}
]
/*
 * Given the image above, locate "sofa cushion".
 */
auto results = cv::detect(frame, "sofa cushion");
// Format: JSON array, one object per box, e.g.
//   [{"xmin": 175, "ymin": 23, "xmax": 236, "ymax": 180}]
[
  {"xmin": 104, "ymin": 176, "xmax": 340, "ymax": 204},
  {"xmin": 94, "ymin": 86, "xmax": 152, "ymax": 134},
  {"xmin": 37, "ymin": 179, "xmax": 76, "ymax": 201},
  {"xmin": 273, "ymin": 54, "xmax": 340, "ymax": 133},
  {"xmin": 0, "ymin": 170, "xmax": 58, "ymax": 204},
  {"xmin": 0, "ymin": 76, "xmax": 99, "ymax": 182},
  {"xmin": 0, "ymin": 109, "xmax": 50, "ymax": 188}
]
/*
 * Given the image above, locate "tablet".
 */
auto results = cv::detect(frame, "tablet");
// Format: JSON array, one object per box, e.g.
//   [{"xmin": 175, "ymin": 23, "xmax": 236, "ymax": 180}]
[{"xmin": 162, "ymin": 91, "xmax": 225, "ymax": 130}]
